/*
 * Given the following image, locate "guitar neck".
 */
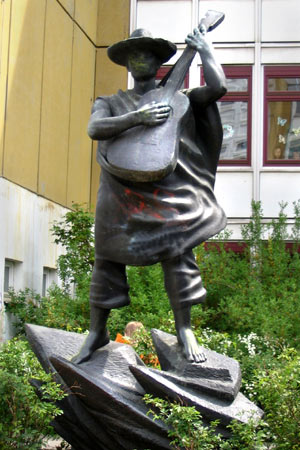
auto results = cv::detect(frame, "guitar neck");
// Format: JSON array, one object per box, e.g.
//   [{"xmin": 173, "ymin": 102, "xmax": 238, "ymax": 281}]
[
  {"xmin": 161, "ymin": 46, "xmax": 196, "ymax": 102},
  {"xmin": 158, "ymin": 10, "xmax": 225, "ymax": 103}
]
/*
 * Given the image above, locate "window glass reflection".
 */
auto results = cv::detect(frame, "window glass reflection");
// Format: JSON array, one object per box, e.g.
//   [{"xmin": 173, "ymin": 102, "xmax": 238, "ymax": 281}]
[
  {"xmin": 218, "ymin": 101, "xmax": 248, "ymax": 160},
  {"xmin": 268, "ymin": 78, "xmax": 300, "ymax": 92},
  {"xmin": 267, "ymin": 101, "xmax": 300, "ymax": 160},
  {"xmin": 226, "ymin": 78, "xmax": 248, "ymax": 92}
]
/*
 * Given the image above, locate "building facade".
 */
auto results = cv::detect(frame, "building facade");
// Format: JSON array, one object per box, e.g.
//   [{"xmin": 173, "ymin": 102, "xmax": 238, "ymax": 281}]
[
  {"xmin": 1, "ymin": 0, "xmax": 300, "ymax": 338},
  {"xmin": 0, "ymin": 0, "xmax": 130, "ymax": 339},
  {"xmin": 132, "ymin": 0, "xmax": 300, "ymax": 239}
]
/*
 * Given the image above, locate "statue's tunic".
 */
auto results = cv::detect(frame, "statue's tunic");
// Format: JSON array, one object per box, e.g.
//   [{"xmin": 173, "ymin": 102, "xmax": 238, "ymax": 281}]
[{"xmin": 93, "ymin": 89, "xmax": 227, "ymax": 266}]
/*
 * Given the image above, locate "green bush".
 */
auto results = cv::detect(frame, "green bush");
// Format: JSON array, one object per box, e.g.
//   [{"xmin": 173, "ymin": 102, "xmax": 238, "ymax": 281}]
[
  {"xmin": 195, "ymin": 328, "xmax": 300, "ymax": 449},
  {"xmin": 0, "ymin": 338, "xmax": 65, "ymax": 449},
  {"xmin": 6, "ymin": 285, "xmax": 90, "ymax": 335},
  {"xmin": 195, "ymin": 200, "xmax": 300, "ymax": 347},
  {"xmin": 253, "ymin": 348, "xmax": 300, "ymax": 449},
  {"xmin": 144, "ymin": 394, "xmax": 269, "ymax": 450}
]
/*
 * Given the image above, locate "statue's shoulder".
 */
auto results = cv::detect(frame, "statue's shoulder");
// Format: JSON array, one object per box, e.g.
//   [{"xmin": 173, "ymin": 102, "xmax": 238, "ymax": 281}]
[
  {"xmin": 91, "ymin": 89, "xmax": 136, "ymax": 118},
  {"xmin": 91, "ymin": 96, "xmax": 112, "ymax": 114}
]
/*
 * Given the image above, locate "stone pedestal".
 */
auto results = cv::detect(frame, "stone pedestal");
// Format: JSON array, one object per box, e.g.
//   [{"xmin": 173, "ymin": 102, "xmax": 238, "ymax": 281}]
[{"xmin": 26, "ymin": 324, "xmax": 263, "ymax": 450}]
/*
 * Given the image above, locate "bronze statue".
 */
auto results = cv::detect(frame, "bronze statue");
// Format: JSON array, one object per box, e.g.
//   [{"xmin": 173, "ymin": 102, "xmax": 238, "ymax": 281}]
[{"xmin": 73, "ymin": 13, "xmax": 227, "ymax": 365}]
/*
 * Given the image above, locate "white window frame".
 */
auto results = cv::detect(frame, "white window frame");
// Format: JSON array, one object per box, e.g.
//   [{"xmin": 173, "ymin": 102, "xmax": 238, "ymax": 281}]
[
  {"xmin": 4, "ymin": 260, "xmax": 15, "ymax": 301},
  {"xmin": 42, "ymin": 267, "xmax": 57, "ymax": 297}
]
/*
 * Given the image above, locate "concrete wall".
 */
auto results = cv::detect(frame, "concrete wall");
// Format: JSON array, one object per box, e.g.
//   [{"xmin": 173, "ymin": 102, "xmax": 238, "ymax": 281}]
[{"xmin": 0, "ymin": 178, "xmax": 69, "ymax": 340}]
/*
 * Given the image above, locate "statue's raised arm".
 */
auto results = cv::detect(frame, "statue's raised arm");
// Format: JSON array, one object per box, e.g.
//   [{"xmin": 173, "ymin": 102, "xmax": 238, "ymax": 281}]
[{"xmin": 186, "ymin": 26, "xmax": 227, "ymax": 107}]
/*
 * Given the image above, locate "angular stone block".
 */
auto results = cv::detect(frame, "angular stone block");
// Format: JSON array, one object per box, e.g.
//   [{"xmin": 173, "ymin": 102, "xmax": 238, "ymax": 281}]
[
  {"xmin": 130, "ymin": 365, "xmax": 263, "ymax": 427},
  {"xmin": 25, "ymin": 324, "xmax": 171, "ymax": 450},
  {"xmin": 151, "ymin": 328, "xmax": 242, "ymax": 401},
  {"xmin": 26, "ymin": 323, "xmax": 86, "ymax": 372},
  {"xmin": 26, "ymin": 324, "xmax": 263, "ymax": 450}
]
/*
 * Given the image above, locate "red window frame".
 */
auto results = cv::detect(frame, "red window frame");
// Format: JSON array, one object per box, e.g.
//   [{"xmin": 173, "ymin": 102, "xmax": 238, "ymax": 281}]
[
  {"xmin": 156, "ymin": 66, "xmax": 189, "ymax": 88},
  {"xmin": 158, "ymin": 65, "xmax": 253, "ymax": 165},
  {"xmin": 212, "ymin": 65, "xmax": 252, "ymax": 166},
  {"xmin": 264, "ymin": 66, "xmax": 300, "ymax": 166},
  {"xmin": 205, "ymin": 241, "xmax": 300, "ymax": 254},
  {"xmin": 204, "ymin": 241, "xmax": 247, "ymax": 254}
]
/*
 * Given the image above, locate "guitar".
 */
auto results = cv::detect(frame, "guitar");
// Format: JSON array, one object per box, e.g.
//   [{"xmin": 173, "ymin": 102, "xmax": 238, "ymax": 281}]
[{"xmin": 105, "ymin": 10, "xmax": 225, "ymax": 182}]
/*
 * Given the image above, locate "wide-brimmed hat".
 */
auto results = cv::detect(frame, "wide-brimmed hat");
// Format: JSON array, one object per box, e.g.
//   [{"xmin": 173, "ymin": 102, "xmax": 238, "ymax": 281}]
[{"xmin": 107, "ymin": 29, "xmax": 177, "ymax": 67}]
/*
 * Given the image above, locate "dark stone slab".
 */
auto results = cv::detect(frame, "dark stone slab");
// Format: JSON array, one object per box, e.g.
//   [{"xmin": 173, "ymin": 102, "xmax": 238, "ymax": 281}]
[
  {"xmin": 25, "ymin": 323, "xmax": 86, "ymax": 373},
  {"xmin": 26, "ymin": 323, "xmax": 145, "ymax": 396},
  {"xmin": 151, "ymin": 328, "xmax": 241, "ymax": 400},
  {"xmin": 130, "ymin": 364, "xmax": 263, "ymax": 428},
  {"xmin": 26, "ymin": 324, "xmax": 171, "ymax": 450},
  {"xmin": 142, "ymin": 368, "xmax": 236, "ymax": 401},
  {"xmin": 77, "ymin": 340, "xmax": 146, "ymax": 396},
  {"xmin": 51, "ymin": 355, "xmax": 171, "ymax": 450},
  {"xmin": 26, "ymin": 324, "xmax": 263, "ymax": 449}
]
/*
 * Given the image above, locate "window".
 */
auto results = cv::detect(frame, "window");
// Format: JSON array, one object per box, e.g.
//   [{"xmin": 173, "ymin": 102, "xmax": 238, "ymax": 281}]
[
  {"xmin": 156, "ymin": 66, "xmax": 189, "ymax": 89},
  {"xmin": 264, "ymin": 66, "xmax": 300, "ymax": 165},
  {"xmin": 4, "ymin": 261, "xmax": 14, "ymax": 294},
  {"xmin": 42, "ymin": 267, "xmax": 57, "ymax": 297},
  {"xmin": 42, "ymin": 270, "xmax": 48, "ymax": 297},
  {"xmin": 3, "ymin": 260, "xmax": 15, "ymax": 301},
  {"xmin": 3, "ymin": 259, "xmax": 23, "ymax": 302},
  {"xmin": 215, "ymin": 66, "xmax": 252, "ymax": 165}
]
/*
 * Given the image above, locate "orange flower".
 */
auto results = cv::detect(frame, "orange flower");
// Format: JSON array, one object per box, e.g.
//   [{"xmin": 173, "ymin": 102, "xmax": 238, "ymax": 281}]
[
  {"xmin": 115, "ymin": 333, "xmax": 130, "ymax": 344},
  {"xmin": 139, "ymin": 353, "xmax": 160, "ymax": 368}
]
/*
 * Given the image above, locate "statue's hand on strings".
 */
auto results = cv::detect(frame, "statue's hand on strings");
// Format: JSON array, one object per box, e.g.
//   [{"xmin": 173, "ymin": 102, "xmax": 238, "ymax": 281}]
[{"xmin": 137, "ymin": 101, "xmax": 171, "ymax": 126}]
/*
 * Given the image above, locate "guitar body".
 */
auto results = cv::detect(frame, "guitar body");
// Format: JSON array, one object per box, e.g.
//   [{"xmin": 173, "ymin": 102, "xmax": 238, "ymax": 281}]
[{"xmin": 106, "ymin": 89, "xmax": 190, "ymax": 182}]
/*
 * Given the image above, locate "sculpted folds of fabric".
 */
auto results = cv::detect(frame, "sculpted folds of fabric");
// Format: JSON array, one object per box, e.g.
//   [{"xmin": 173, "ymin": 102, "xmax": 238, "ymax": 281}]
[{"xmin": 94, "ymin": 89, "xmax": 227, "ymax": 266}]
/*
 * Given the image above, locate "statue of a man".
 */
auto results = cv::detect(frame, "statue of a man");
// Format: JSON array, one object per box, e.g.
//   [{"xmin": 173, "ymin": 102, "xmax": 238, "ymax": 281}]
[{"xmin": 73, "ymin": 25, "xmax": 227, "ymax": 364}]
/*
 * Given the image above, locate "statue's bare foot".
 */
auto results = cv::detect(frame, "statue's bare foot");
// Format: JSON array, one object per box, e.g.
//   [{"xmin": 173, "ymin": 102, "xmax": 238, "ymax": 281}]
[
  {"xmin": 178, "ymin": 328, "xmax": 206, "ymax": 363},
  {"xmin": 72, "ymin": 329, "xmax": 109, "ymax": 364}
]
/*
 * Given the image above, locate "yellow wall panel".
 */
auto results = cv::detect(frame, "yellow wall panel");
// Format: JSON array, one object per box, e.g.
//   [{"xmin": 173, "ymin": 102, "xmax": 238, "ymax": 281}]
[
  {"xmin": 90, "ymin": 48, "xmax": 128, "ymax": 209},
  {"xmin": 3, "ymin": 0, "xmax": 46, "ymax": 191},
  {"xmin": 97, "ymin": 0, "xmax": 130, "ymax": 46},
  {"xmin": 57, "ymin": 0, "xmax": 75, "ymax": 17},
  {"xmin": 38, "ymin": 0, "xmax": 73, "ymax": 205},
  {"xmin": 75, "ymin": 0, "xmax": 98, "ymax": 43},
  {"xmin": 0, "ymin": 0, "xmax": 12, "ymax": 176},
  {"xmin": 67, "ymin": 26, "xmax": 95, "ymax": 207},
  {"xmin": 95, "ymin": 48, "xmax": 127, "ymax": 97},
  {"xmin": 1, "ymin": 0, "xmax": 130, "ymax": 208}
]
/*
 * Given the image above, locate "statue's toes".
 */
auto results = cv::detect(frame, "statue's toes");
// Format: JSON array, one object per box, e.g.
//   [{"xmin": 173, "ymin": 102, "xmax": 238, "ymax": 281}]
[
  {"xmin": 195, "ymin": 350, "xmax": 207, "ymax": 363},
  {"xmin": 183, "ymin": 343, "xmax": 206, "ymax": 364},
  {"xmin": 190, "ymin": 346, "xmax": 206, "ymax": 364},
  {"xmin": 186, "ymin": 351, "xmax": 195, "ymax": 362}
]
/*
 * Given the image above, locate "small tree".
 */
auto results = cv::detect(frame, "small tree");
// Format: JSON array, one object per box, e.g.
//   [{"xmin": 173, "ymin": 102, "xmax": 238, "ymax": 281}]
[{"xmin": 51, "ymin": 203, "xmax": 95, "ymax": 293}]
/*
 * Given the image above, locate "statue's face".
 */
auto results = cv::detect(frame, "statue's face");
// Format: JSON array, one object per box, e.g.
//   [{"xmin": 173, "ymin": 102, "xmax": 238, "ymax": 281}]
[{"xmin": 127, "ymin": 49, "xmax": 161, "ymax": 81}]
